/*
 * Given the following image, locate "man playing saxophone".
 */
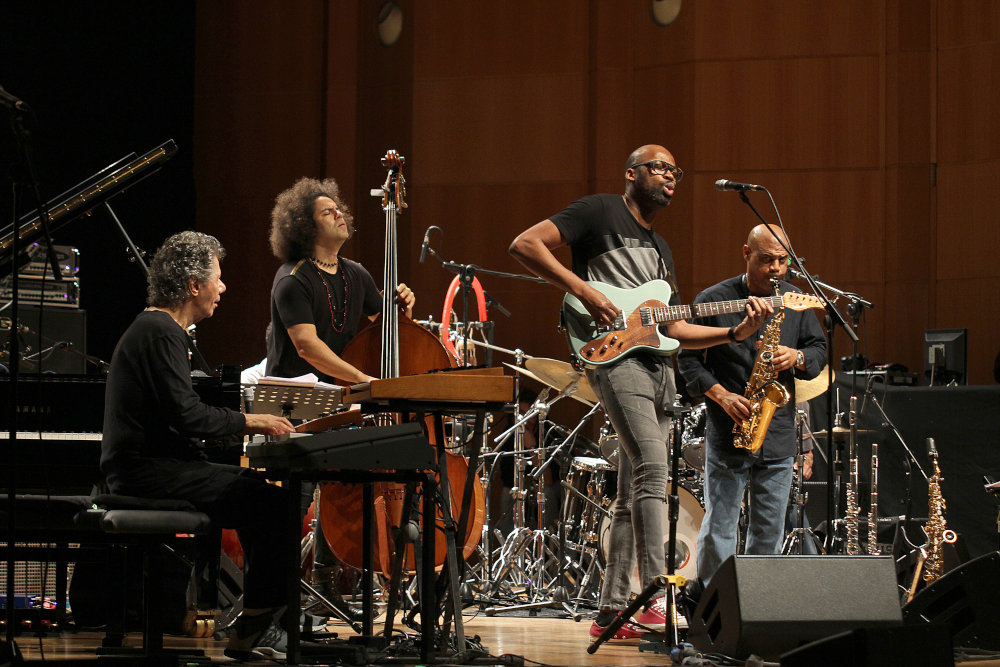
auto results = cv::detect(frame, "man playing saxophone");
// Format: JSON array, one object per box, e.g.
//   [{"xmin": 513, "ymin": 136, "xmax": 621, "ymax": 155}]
[{"xmin": 677, "ymin": 224, "xmax": 826, "ymax": 585}]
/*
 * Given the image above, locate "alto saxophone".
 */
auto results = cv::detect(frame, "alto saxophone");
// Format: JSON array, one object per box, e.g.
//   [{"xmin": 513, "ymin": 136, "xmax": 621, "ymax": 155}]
[
  {"xmin": 732, "ymin": 279, "xmax": 790, "ymax": 453},
  {"xmin": 923, "ymin": 438, "xmax": 957, "ymax": 582}
]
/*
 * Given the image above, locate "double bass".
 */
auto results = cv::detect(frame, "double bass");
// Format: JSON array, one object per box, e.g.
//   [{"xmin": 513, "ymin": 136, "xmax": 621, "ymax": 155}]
[{"xmin": 317, "ymin": 151, "xmax": 484, "ymax": 577}]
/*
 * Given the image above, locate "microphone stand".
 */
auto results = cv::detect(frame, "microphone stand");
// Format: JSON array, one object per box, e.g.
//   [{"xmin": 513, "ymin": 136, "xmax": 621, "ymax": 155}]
[
  {"xmin": 421, "ymin": 226, "xmax": 545, "ymax": 368},
  {"xmin": 3, "ymin": 88, "xmax": 59, "ymax": 667},
  {"xmin": 733, "ymin": 189, "xmax": 858, "ymax": 553}
]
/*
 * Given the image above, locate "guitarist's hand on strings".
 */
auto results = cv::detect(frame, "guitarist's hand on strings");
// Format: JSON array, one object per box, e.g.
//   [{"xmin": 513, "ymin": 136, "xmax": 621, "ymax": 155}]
[{"xmin": 581, "ymin": 283, "xmax": 621, "ymax": 327}]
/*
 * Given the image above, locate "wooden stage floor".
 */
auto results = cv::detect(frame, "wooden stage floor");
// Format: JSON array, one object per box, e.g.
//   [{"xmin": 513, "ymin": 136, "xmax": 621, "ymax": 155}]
[{"xmin": 8, "ymin": 611, "xmax": 1000, "ymax": 666}]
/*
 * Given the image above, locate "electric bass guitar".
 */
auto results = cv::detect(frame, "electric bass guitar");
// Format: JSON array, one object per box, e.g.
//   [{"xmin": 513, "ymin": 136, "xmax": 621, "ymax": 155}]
[{"xmin": 562, "ymin": 279, "xmax": 824, "ymax": 368}]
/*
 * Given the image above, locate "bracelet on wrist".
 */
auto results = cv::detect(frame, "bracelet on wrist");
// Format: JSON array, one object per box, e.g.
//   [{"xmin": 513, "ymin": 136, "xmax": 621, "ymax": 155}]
[{"xmin": 727, "ymin": 325, "xmax": 738, "ymax": 343}]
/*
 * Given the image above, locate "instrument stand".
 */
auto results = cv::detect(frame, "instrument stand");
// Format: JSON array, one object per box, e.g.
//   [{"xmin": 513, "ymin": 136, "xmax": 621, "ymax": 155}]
[
  {"xmin": 589, "ymin": 401, "xmax": 690, "ymax": 655},
  {"xmin": 485, "ymin": 403, "xmax": 600, "ymax": 619},
  {"xmin": 782, "ymin": 410, "xmax": 825, "ymax": 554}
]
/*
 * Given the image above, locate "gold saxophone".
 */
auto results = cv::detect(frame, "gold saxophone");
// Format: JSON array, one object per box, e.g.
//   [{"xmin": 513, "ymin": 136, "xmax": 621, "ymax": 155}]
[
  {"xmin": 732, "ymin": 279, "xmax": 790, "ymax": 453},
  {"xmin": 923, "ymin": 438, "xmax": 957, "ymax": 582}
]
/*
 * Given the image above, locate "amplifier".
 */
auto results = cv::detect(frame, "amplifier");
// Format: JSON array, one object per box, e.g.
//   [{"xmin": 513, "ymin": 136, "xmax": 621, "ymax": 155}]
[
  {"xmin": 0, "ymin": 275, "xmax": 80, "ymax": 307},
  {"xmin": 19, "ymin": 243, "xmax": 80, "ymax": 277}
]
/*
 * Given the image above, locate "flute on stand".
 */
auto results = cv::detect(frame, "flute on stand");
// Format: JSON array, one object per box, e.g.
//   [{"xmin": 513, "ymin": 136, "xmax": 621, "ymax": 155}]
[{"xmin": 867, "ymin": 442, "xmax": 880, "ymax": 555}]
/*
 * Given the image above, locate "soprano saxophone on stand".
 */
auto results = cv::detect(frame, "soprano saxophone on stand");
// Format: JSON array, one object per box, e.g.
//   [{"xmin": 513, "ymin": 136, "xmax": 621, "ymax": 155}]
[
  {"xmin": 922, "ymin": 438, "xmax": 957, "ymax": 582},
  {"xmin": 732, "ymin": 279, "xmax": 790, "ymax": 453}
]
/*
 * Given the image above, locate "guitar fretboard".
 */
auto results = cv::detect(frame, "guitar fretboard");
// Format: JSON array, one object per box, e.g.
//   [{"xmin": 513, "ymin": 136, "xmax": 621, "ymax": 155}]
[{"xmin": 652, "ymin": 295, "xmax": 785, "ymax": 324}]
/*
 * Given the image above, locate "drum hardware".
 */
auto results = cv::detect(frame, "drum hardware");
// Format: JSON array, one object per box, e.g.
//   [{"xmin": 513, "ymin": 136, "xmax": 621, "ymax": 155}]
[
  {"xmin": 680, "ymin": 402, "xmax": 707, "ymax": 472},
  {"xmin": 597, "ymin": 419, "xmax": 619, "ymax": 468},
  {"xmin": 484, "ymin": 401, "xmax": 602, "ymax": 620},
  {"xmin": 782, "ymin": 408, "xmax": 825, "ymax": 555}
]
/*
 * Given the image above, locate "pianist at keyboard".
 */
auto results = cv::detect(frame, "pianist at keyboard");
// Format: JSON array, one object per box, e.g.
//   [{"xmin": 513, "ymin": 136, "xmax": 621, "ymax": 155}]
[{"xmin": 99, "ymin": 231, "xmax": 296, "ymax": 661}]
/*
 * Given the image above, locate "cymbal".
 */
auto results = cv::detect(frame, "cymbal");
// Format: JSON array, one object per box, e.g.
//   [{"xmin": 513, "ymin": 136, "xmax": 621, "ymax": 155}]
[
  {"xmin": 503, "ymin": 358, "xmax": 600, "ymax": 406},
  {"xmin": 811, "ymin": 427, "xmax": 877, "ymax": 439},
  {"xmin": 794, "ymin": 366, "xmax": 834, "ymax": 403}
]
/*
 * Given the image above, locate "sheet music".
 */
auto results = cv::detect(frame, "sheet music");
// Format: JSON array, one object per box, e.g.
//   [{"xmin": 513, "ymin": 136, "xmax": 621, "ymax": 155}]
[{"xmin": 258, "ymin": 373, "xmax": 342, "ymax": 390}]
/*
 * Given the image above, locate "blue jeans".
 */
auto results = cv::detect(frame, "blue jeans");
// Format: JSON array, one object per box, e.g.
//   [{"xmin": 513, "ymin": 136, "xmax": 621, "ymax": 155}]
[
  {"xmin": 587, "ymin": 355, "xmax": 674, "ymax": 610},
  {"xmin": 697, "ymin": 429, "xmax": 793, "ymax": 584}
]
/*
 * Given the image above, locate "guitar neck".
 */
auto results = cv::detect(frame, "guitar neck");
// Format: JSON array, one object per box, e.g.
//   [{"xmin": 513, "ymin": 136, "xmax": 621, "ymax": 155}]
[{"xmin": 654, "ymin": 294, "xmax": 784, "ymax": 324}]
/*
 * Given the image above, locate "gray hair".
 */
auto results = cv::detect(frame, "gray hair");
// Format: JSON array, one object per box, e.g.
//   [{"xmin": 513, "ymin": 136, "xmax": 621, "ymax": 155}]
[{"xmin": 146, "ymin": 231, "xmax": 225, "ymax": 308}]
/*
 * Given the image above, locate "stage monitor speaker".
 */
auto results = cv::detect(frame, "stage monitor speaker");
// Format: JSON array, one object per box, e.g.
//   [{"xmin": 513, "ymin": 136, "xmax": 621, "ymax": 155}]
[
  {"xmin": 780, "ymin": 624, "xmax": 954, "ymax": 667},
  {"xmin": 902, "ymin": 550, "xmax": 1000, "ymax": 650},
  {"xmin": 687, "ymin": 555, "xmax": 903, "ymax": 660},
  {"xmin": 7, "ymin": 305, "xmax": 87, "ymax": 373}
]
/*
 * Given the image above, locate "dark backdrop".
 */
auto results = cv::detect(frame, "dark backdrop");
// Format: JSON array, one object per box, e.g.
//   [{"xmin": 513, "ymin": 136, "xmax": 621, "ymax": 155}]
[{"xmin": 1, "ymin": 1, "xmax": 196, "ymax": 367}]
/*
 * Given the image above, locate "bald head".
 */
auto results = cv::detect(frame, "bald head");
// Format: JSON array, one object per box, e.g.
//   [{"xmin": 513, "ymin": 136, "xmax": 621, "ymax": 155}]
[
  {"xmin": 624, "ymin": 144, "xmax": 673, "ymax": 173},
  {"xmin": 743, "ymin": 224, "xmax": 791, "ymax": 295},
  {"xmin": 746, "ymin": 224, "xmax": 788, "ymax": 251}
]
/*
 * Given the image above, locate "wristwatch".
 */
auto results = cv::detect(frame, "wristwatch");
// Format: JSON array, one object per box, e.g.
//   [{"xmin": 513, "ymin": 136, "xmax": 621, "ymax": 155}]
[{"xmin": 795, "ymin": 350, "xmax": 805, "ymax": 368}]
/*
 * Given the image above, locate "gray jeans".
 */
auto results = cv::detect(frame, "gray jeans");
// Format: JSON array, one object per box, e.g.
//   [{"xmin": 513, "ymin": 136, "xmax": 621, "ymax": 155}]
[{"xmin": 587, "ymin": 355, "xmax": 674, "ymax": 610}]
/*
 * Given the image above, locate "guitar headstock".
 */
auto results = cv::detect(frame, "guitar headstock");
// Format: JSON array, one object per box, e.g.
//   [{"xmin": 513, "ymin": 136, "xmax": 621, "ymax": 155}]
[
  {"xmin": 782, "ymin": 292, "xmax": 825, "ymax": 311},
  {"xmin": 379, "ymin": 149, "xmax": 408, "ymax": 211}
]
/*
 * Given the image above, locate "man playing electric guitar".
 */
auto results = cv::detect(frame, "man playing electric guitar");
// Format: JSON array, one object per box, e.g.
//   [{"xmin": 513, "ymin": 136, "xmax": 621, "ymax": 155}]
[{"xmin": 509, "ymin": 144, "xmax": 771, "ymax": 643}]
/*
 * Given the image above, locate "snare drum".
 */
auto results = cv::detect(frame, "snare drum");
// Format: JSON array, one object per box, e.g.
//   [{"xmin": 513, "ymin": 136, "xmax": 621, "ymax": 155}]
[
  {"xmin": 598, "ymin": 484, "xmax": 704, "ymax": 591},
  {"xmin": 561, "ymin": 456, "xmax": 614, "ymax": 546}
]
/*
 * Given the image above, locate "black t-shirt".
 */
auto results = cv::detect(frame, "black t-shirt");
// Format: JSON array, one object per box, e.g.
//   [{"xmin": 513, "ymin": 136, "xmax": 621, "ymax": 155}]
[
  {"xmin": 101, "ymin": 310, "xmax": 246, "ymax": 487},
  {"xmin": 266, "ymin": 257, "xmax": 381, "ymax": 382},
  {"xmin": 549, "ymin": 193, "xmax": 681, "ymax": 302}
]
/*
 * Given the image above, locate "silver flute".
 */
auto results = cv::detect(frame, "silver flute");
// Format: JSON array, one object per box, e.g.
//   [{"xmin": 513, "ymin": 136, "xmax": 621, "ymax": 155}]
[{"xmin": 867, "ymin": 442, "xmax": 880, "ymax": 555}]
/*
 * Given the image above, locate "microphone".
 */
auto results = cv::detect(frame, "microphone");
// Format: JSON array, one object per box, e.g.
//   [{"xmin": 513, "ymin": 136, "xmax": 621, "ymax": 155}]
[
  {"xmin": 419, "ymin": 227, "xmax": 431, "ymax": 263},
  {"xmin": 0, "ymin": 85, "xmax": 29, "ymax": 112},
  {"xmin": 715, "ymin": 179, "xmax": 765, "ymax": 192},
  {"xmin": 926, "ymin": 437, "xmax": 937, "ymax": 458}
]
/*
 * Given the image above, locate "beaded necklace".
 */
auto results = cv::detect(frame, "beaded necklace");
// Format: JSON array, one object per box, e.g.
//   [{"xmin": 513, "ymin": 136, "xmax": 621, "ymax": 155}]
[{"xmin": 312, "ymin": 258, "xmax": 349, "ymax": 332}]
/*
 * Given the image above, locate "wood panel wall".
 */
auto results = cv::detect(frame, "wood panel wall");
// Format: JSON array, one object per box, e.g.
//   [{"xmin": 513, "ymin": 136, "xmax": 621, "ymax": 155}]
[{"xmin": 193, "ymin": 0, "xmax": 1000, "ymax": 392}]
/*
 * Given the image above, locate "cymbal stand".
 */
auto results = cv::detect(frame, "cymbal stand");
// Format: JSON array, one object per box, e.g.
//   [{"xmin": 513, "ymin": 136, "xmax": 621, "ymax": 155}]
[
  {"xmin": 485, "ymin": 401, "xmax": 600, "ymax": 619},
  {"xmin": 782, "ymin": 409, "xmax": 825, "ymax": 554}
]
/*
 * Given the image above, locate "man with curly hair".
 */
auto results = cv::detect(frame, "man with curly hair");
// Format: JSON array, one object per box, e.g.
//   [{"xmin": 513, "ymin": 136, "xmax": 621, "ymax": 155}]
[
  {"xmin": 265, "ymin": 176, "xmax": 415, "ymax": 384},
  {"xmin": 101, "ymin": 231, "xmax": 297, "ymax": 660}
]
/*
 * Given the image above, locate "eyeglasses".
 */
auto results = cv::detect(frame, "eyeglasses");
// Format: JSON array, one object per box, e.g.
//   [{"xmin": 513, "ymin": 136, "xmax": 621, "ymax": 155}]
[{"xmin": 629, "ymin": 160, "xmax": 684, "ymax": 182}]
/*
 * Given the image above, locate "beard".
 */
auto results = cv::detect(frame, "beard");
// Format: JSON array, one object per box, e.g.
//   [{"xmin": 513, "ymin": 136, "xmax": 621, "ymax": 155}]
[{"xmin": 638, "ymin": 179, "xmax": 672, "ymax": 207}]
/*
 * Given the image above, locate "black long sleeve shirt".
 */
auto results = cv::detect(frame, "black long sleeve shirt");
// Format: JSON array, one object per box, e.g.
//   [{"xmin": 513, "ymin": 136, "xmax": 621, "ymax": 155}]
[
  {"xmin": 101, "ymin": 310, "xmax": 246, "ymax": 487},
  {"xmin": 676, "ymin": 275, "xmax": 826, "ymax": 459}
]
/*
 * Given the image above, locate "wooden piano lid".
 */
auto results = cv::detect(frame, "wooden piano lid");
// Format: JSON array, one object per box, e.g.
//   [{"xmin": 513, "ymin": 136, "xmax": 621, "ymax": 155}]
[{"xmin": 341, "ymin": 366, "xmax": 513, "ymax": 405}]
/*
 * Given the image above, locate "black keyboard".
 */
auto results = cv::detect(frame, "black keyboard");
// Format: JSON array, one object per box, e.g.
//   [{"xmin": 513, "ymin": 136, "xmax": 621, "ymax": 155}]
[{"xmin": 245, "ymin": 422, "xmax": 435, "ymax": 474}]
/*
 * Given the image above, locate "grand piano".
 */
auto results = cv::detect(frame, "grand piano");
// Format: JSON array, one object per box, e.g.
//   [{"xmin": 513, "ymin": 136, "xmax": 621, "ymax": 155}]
[{"xmin": 1, "ymin": 369, "xmax": 243, "ymax": 494}]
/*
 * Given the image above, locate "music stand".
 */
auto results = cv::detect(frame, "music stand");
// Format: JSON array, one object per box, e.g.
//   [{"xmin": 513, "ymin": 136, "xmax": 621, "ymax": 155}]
[{"xmin": 253, "ymin": 381, "xmax": 344, "ymax": 421}]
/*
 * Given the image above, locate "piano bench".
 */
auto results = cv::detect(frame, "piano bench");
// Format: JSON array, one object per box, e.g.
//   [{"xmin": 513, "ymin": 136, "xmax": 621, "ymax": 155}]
[{"xmin": 1, "ymin": 493, "xmax": 213, "ymax": 660}]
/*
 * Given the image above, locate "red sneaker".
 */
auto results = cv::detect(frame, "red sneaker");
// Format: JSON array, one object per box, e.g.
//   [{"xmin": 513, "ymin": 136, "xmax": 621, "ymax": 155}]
[
  {"xmin": 589, "ymin": 616, "xmax": 643, "ymax": 641},
  {"xmin": 633, "ymin": 596, "xmax": 667, "ymax": 626}
]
